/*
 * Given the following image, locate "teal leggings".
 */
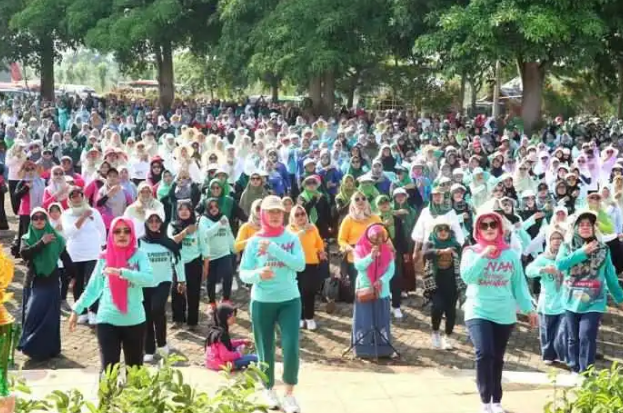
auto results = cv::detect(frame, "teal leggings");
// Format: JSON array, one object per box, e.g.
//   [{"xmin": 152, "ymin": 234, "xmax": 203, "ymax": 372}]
[{"xmin": 250, "ymin": 298, "xmax": 301, "ymax": 388}]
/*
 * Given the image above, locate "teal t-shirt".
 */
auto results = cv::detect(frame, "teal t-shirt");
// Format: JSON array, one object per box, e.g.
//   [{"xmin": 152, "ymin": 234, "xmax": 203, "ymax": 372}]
[
  {"xmin": 73, "ymin": 251, "xmax": 153, "ymax": 326},
  {"xmin": 167, "ymin": 224, "xmax": 210, "ymax": 264},
  {"xmin": 526, "ymin": 255, "xmax": 565, "ymax": 315},
  {"xmin": 138, "ymin": 241, "xmax": 186, "ymax": 286},
  {"xmin": 354, "ymin": 254, "xmax": 395, "ymax": 299},
  {"xmin": 239, "ymin": 230, "xmax": 305, "ymax": 303},
  {"xmin": 460, "ymin": 248, "xmax": 535, "ymax": 324},
  {"xmin": 556, "ymin": 244, "xmax": 623, "ymax": 313},
  {"xmin": 198, "ymin": 216, "xmax": 234, "ymax": 260}
]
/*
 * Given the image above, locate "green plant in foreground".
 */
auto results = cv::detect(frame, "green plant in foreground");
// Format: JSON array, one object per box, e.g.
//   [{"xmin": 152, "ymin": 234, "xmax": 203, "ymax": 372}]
[
  {"xmin": 545, "ymin": 363, "xmax": 623, "ymax": 413},
  {"xmin": 11, "ymin": 355, "xmax": 268, "ymax": 413}
]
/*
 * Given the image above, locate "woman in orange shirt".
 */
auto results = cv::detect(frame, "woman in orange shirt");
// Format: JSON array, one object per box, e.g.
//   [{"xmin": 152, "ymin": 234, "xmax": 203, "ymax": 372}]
[
  {"xmin": 234, "ymin": 199, "xmax": 262, "ymax": 254},
  {"xmin": 290, "ymin": 205, "xmax": 326, "ymax": 330},
  {"xmin": 337, "ymin": 191, "xmax": 381, "ymax": 294}
]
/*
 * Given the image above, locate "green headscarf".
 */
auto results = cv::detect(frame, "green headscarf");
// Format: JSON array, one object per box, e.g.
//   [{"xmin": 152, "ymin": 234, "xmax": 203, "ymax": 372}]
[
  {"xmin": 209, "ymin": 178, "xmax": 234, "ymax": 218},
  {"xmin": 396, "ymin": 169, "xmax": 413, "ymax": 188},
  {"xmin": 375, "ymin": 195, "xmax": 395, "ymax": 238},
  {"xmin": 336, "ymin": 174, "xmax": 357, "ymax": 205},
  {"xmin": 156, "ymin": 172, "xmax": 173, "ymax": 201},
  {"xmin": 359, "ymin": 181, "xmax": 380, "ymax": 207},
  {"xmin": 428, "ymin": 222, "xmax": 461, "ymax": 273},
  {"xmin": 299, "ymin": 177, "xmax": 323, "ymax": 223},
  {"xmin": 428, "ymin": 187, "xmax": 452, "ymax": 218},
  {"xmin": 392, "ymin": 193, "xmax": 417, "ymax": 240},
  {"xmin": 22, "ymin": 209, "xmax": 66, "ymax": 277}
]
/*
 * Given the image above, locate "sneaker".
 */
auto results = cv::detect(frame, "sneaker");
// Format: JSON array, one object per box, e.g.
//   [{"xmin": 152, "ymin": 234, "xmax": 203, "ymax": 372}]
[
  {"xmin": 299, "ymin": 320, "xmax": 305, "ymax": 329},
  {"xmin": 143, "ymin": 354, "xmax": 154, "ymax": 363},
  {"xmin": 262, "ymin": 389, "xmax": 280, "ymax": 410},
  {"xmin": 157, "ymin": 345, "xmax": 170, "ymax": 358},
  {"xmin": 490, "ymin": 403, "xmax": 505, "ymax": 413},
  {"xmin": 392, "ymin": 308, "xmax": 403, "ymax": 319},
  {"xmin": 60, "ymin": 300, "xmax": 72, "ymax": 313},
  {"xmin": 431, "ymin": 331, "xmax": 442, "ymax": 349},
  {"xmin": 77, "ymin": 314, "xmax": 89, "ymax": 324},
  {"xmin": 216, "ymin": 283, "xmax": 223, "ymax": 294},
  {"xmin": 282, "ymin": 394, "xmax": 301, "ymax": 413},
  {"xmin": 481, "ymin": 404, "xmax": 492, "ymax": 413},
  {"xmin": 306, "ymin": 319, "xmax": 317, "ymax": 331},
  {"xmin": 171, "ymin": 322, "xmax": 183, "ymax": 330},
  {"xmin": 441, "ymin": 335, "xmax": 454, "ymax": 350},
  {"xmin": 88, "ymin": 311, "xmax": 97, "ymax": 325},
  {"xmin": 543, "ymin": 360, "xmax": 554, "ymax": 365},
  {"xmin": 232, "ymin": 278, "xmax": 239, "ymax": 292}
]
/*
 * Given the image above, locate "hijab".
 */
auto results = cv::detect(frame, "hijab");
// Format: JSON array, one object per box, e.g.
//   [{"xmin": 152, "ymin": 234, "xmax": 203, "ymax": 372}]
[
  {"xmin": 428, "ymin": 220, "xmax": 462, "ymax": 273},
  {"xmin": 348, "ymin": 191, "xmax": 372, "ymax": 221},
  {"xmin": 22, "ymin": 208, "xmax": 66, "ymax": 277},
  {"xmin": 353, "ymin": 223, "xmax": 394, "ymax": 284},
  {"xmin": 256, "ymin": 206, "xmax": 285, "ymax": 238},
  {"xmin": 428, "ymin": 191, "xmax": 452, "ymax": 218},
  {"xmin": 205, "ymin": 303, "xmax": 236, "ymax": 351},
  {"xmin": 248, "ymin": 198, "xmax": 262, "ymax": 229},
  {"xmin": 336, "ymin": 174, "xmax": 357, "ymax": 205},
  {"xmin": 170, "ymin": 199, "xmax": 196, "ymax": 236},
  {"xmin": 239, "ymin": 175, "xmax": 265, "ymax": 216},
  {"xmin": 101, "ymin": 217, "xmax": 137, "ymax": 314},
  {"xmin": 156, "ymin": 170, "xmax": 173, "ymax": 200},
  {"xmin": 203, "ymin": 197, "xmax": 224, "ymax": 222},
  {"xmin": 470, "ymin": 212, "xmax": 509, "ymax": 259},
  {"xmin": 375, "ymin": 195, "xmax": 395, "ymax": 239},
  {"xmin": 209, "ymin": 178, "xmax": 234, "ymax": 218},
  {"xmin": 140, "ymin": 211, "xmax": 181, "ymax": 263}
]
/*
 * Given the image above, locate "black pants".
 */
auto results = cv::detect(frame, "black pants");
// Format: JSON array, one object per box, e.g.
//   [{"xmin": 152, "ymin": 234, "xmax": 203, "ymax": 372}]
[
  {"xmin": 12, "ymin": 215, "xmax": 30, "ymax": 256},
  {"xmin": 207, "ymin": 255, "xmax": 234, "ymax": 304},
  {"xmin": 97, "ymin": 322, "xmax": 145, "ymax": 373},
  {"xmin": 431, "ymin": 289, "xmax": 458, "ymax": 335},
  {"xmin": 143, "ymin": 281, "xmax": 171, "ymax": 355},
  {"xmin": 289, "ymin": 173, "xmax": 299, "ymax": 199},
  {"xmin": 607, "ymin": 238, "xmax": 623, "ymax": 274},
  {"xmin": 8, "ymin": 180, "xmax": 20, "ymax": 215},
  {"xmin": 0, "ymin": 187, "xmax": 8, "ymax": 229},
  {"xmin": 73, "ymin": 260, "xmax": 98, "ymax": 314},
  {"xmin": 297, "ymin": 264, "xmax": 319, "ymax": 320},
  {"xmin": 60, "ymin": 269, "xmax": 69, "ymax": 301},
  {"xmin": 390, "ymin": 257, "xmax": 403, "ymax": 309},
  {"xmin": 171, "ymin": 257, "xmax": 202, "ymax": 326}
]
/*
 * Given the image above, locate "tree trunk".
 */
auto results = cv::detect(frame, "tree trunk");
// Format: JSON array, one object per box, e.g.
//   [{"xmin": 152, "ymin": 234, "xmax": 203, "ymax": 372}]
[
  {"xmin": 309, "ymin": 76, "xmax": 322, "ymax": 115},
  {"xmin": 469, "ymin": 76, "xmax": 477, "ymax": 116},
  {"xmin": 618, "ymin": 60, "xmax": 623, "ymax": 119},
  {"xmin": 270, "ymin": 77, "xmax": 279, "ymax": 102},
  {"xmin": 458, "ymin": 73, "xmax": 466, "ymax": 116},
  {"xmin": 39, "ymin": 36, "xmax": 55, "ymax": 102},
  {"xmin": 492, "ymin": 60, "xmax": 501, "ymax": 118},
  {"xmin": 322, "ymin": 70, "xmax": 335, "ymax": 116},
  {"xmin": 518, "ymin": 61, "xmax": 546, "ymax": 135},
  {"xmin": 155, "ymin": 40, "xmax": 174, "ymax": 112}
]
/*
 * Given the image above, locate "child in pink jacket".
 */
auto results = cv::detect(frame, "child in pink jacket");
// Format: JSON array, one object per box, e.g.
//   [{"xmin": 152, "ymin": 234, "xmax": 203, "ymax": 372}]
[{"xmin": 204, "ymin": 303, "xmax": 257, "ymax": 371}]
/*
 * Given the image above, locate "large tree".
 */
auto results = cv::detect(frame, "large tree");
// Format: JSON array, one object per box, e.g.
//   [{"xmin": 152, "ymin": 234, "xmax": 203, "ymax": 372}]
[
  {"xmin": 67, "ymin": 0, "xmax": 219, "ymax": 111},
  {"xmin": 419, "ymin": 0, "xmax": 608, "ymax": 134}
]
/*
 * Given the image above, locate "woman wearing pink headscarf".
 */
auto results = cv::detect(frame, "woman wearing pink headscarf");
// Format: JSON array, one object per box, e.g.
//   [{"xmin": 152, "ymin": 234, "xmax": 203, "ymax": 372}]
[
  {"xmin": 351, "ymin": 223, "xmax": 396, "ymax": 359},
  {"xmin": 460, "ymin": 211, "xmax": 537, "ymax": 413},
  {"xmin": 68, "ymin": 217, "xmax": 153, "ymax": 373}
]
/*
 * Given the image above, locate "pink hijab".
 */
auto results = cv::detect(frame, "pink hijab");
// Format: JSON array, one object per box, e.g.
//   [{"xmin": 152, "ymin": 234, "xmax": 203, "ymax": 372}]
[
  {"xmin": 354, "ymin": 223, "xmax": 394, "ymax": 284},
  {"xmin": 101, "ymin": 217, "xmax": 137, "ymax": 313},
  {"xmin": 471, "ymin": 212, "xmax": 509, "ymax": 259},
  {"xmin": 256, "ymin": 210, "xmax": 285, "ymax": 238}
]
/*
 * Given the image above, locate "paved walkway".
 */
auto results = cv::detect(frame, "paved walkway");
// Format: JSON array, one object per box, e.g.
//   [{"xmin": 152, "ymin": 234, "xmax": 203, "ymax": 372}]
[{"xmin": 14, "ymin": 364, "xmax": 576, "ymax": 413}]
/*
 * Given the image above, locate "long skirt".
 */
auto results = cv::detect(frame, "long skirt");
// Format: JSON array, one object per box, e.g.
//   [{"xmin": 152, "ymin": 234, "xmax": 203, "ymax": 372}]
[
  {"xmin": 351, "ymin": 297, "xmax": 393, "ymax": 358},
  {"xmin": 18, "ymin": 273, "xmax": 61, "ymax": 360}
]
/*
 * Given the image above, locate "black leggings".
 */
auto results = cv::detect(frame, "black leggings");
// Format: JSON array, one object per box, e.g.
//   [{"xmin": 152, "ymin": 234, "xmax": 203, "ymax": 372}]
[
  {"xmin": 431, "ymin": 289, "xmax": 458, "ymax": 335},
  {"xmin": 0, "ymin": 186, "xmax": 8, "ymax": 229},
  {"xmin": 207, "ymin": 255, "xmax": 234, "ymax": 304},
  {"xmin": 73, "ymin": 260, "xmax": 98, "ymax": 314},
  {"xmin": 8, "ymin": 180, "xmax": 20, "ymax": 215},
  {"xmin": 607, "ymin": 238, "xmax": 623, "ymax": 274},
  {"xmin": 171, "ymin": 257, "xmax": 202, "ymax": 326},
  {"xmin": 297, "ymin": 264, "xmax": 320, "ymax": 320},
  {"xmin": 143, "ymin": 281, "xmax": 171, "ymax": 355},
  {"xmin": 97, "ymin": 322, "xmax": 145, "ymax": 373}
]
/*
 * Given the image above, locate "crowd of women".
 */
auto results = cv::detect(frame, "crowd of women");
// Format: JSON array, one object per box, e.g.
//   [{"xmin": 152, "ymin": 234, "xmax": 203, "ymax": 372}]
[{"xmin": 3, "ymin": 101, "xmax": 623, "ymax": 413}]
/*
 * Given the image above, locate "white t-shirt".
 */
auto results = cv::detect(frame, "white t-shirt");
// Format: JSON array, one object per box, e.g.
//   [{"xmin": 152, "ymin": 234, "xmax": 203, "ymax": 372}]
[
  {"xmin": 411, "ymin": 208, "xmax": 465, "ymax": 245},
  {"xmin": 61, "ymin": 208, "xmax": 107, "ymax": 262},
  {"xmin": 131, "ymin": 160, "xmax": 150, "ymax": 180}
]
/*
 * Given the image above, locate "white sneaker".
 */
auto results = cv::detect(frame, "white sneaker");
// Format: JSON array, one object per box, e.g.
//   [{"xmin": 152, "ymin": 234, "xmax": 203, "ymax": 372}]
[
  {"xmin": 392, "ymin": 308, "xmax": 403, "ymax": 319},
  {"xmin": 232, "ymin": 278, "xmax": 239, "ymax": 292},
  {"xmin": 490, "ymin": 403, "xmax": 505, "ymax": 413},
  {"xmin": 431, "ymin": 332, "xmax": 442, "ymax": 349},
  {"xmin": 282, "ymin": 394, "xmax": 301, "ymax": 413},
  {"xmin": 88, "ymin": 311, "xmax": 97, "ymax": 325},
  {"xmin": 157, "ymin": 345, "xmax": 170, "ymax": 358},
  {"xmin": 306, "ymin": 319, "xmax": 317, "ymax": 331},
  {"xmin": 216, "ymin": 283, "xmax": 223, "ymax": 294},
  {"xmin": 441, "ymin": 335, "xmax": 454, "ymax": 350},
  {"xmin": 481, "ymin": 403, "xmax": 493, "ymax": 413},
  {"xmin": 262, "ymin": 389, "xmax": 280, "ymax": 410},
  {"xmin": 299, "ymin": 320, "xmax": 305, "ymax": 329},
  {"xmin": 77, "ymin": 314, "xmax": 89, "ymax": 324},
  {"xmin": 143, "ymin": 354, "xmax": 154, "ymax": 363}
]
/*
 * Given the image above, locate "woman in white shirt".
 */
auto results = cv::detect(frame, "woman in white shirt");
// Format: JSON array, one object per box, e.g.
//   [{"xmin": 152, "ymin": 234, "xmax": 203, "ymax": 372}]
[
  {"xmin": 60, "ymin": 186, "xmax": 107, "ymax": 325},
  {"xmin": 6, "ymin": 140, "xmax": 27, "ymax": 214}
]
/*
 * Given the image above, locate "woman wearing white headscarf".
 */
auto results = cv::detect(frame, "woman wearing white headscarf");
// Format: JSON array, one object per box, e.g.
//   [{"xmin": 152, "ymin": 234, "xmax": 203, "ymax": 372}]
[
  {"xmin": 125, "ymin": 182, "xmax": 166, "ymax": 239},
  {"xmin": 42, "ymin": 165, "xmax": 71, "ymax": 210}
]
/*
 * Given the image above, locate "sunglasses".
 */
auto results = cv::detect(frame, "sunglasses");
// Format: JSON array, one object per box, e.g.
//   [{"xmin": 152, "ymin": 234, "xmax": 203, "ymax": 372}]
[
  {"xmin": 147, "ymin": 217, "xmax": 161, "ymax": 224},
  {"xmin": 209, "ymin": 204, "xmax": 219, "ymax": 210},
  {"xmin": 354, "ymin": 197, "xmax": 365, "ymax": 202},
  {"xmin": 251, "ymin": 176, "xmax": 261, "ymax": 181},
  {"xmin": 479, "ymin": 221, "xmax": 498, "ymax": 231},
  {"xmin": 113, "ymin": 228, "xmax": 132, "ymax": 235},
  {"xmin": 31, "ymin": 214, "xmax": 47, "ymax": 222},
  {"xmin": 436, "ymin": 226, "xmax": 450, "ymax": 233},
  {"xmin": 519, "ymin": 168, "xmax": 528, "ymax": 171},
  {"xmin": 53, "ymin": 172, "xmax": 64, "ymax": 177},
  {"xmin": 25, "ymin": 168, "xmax": 34, "ymax": 172},
  {"xmin": 294, "ymin": 212, "xmax": 306, "ymax": 218}
]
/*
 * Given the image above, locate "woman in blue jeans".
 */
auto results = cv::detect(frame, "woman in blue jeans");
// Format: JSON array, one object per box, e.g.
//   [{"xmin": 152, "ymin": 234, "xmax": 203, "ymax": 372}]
[
  {"xmin": 460, "ymin": 211, "xmax": 537, "ymax": 413},
  {"xmin": 556, "ymin": 210, "xmax": 623, "ymax": 374}
]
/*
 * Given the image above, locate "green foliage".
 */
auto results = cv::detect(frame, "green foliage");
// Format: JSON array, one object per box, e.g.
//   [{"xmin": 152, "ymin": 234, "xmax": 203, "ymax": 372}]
[
  {"xmin": 11, "ymin": 356, "xmax": 267, "ymax": 413},
  {"xmin": 545, "ymin": 363, "xmax": 623, "ymax": 413}
]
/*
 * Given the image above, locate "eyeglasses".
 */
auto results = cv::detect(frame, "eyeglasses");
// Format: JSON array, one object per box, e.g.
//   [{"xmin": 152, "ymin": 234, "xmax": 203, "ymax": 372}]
[
  {"xmin": 479, "ymin": 220, "xmax": 498, "ymax": 231},
  {"xmin": 31, "ymin": 214, "xmax": 46, "ymax": 222},
  {"xmin": 113, "ymin": 228, "xmax": 131, "ymax": 235},
  {"xmin": 354, "ymin": 197, "xmax": 365, "ymax": 202}
]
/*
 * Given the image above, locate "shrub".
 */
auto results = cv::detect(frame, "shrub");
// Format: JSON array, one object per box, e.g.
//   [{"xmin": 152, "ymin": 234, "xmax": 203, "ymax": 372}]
[{"xmin": 11, "ymin": 356, "xmax": 268, "ymax": 413}]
